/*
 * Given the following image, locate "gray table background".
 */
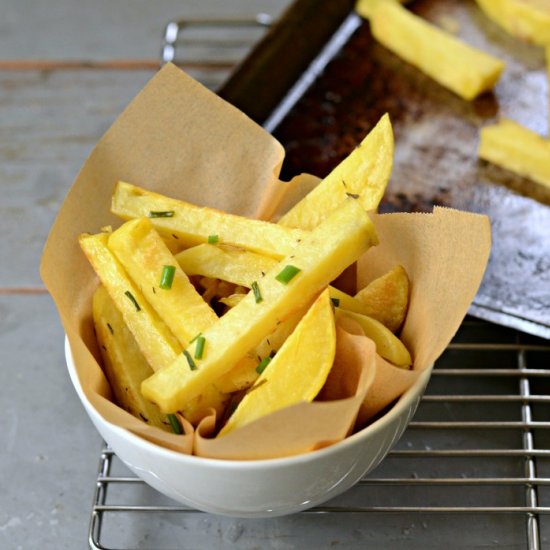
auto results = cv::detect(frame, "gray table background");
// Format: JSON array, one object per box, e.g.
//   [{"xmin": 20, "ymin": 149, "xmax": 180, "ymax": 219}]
[{"xmin": 0, "ymin": 2, "xmax": 289, "ymax": 548}]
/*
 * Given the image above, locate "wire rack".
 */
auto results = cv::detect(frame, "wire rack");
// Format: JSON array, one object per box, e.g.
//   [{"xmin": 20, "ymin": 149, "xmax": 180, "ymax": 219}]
[{"xmin": 88, "ymin": 317, "xmax": 550, "ymax": 549}]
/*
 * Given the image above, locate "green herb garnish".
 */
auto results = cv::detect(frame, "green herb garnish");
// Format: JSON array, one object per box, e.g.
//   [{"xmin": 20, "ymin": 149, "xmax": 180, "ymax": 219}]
[
  {"xmin": 207, "ymin": 234, "xmax": 219, "ymax": 244},
  {"xmin": 275, "ymin": 265, "xmax": 301, "ymax": 285},
  {"xmin": 167, "ymin": 414, "xmax": 182, "ymax": 434},
  {"xmin": 183, "ymin": 350, "xmax": 197, "ymax": 371},
  {"xmin": 194, "ymin": 335, "xmax": 206, "ymax": 359},
  {"xmin": 148, "ymin": 210, "xmax": 174, "ymax": 218},
  {"xmin": 251, "ymin": 281, "xmax": 263, "ymax": 303},
  {"xmin": 256, "ymin": 356, "xmax": 272, "ymax": 374},
  {"xmin": 159, "ymin": 265, "xmax": 176, "ymax": 290},
  {"xmin": 124, "ymin": 290, "xmax": 141, "ymax": 311},
  {"xmin": 331, "ymin": 297, "xmax": 340, "ymax": 307}
]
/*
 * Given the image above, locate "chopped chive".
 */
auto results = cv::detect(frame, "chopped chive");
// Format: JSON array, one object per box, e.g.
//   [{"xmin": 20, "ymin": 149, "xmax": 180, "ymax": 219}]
[
  {"xmin": 275, "ymin": 265, "xmax": 301, "ymax": 285},
  {"xmin": 159, "ymin": 265, "xmax": 176, "ymax": 290},
  {"xmin": 189, "ymin": 332, "xmax": 202, "ymax": 344},
  {"xmin": 167, "ymin": 414, "xmax": 182, "ymax": 434},
  {"xmin": 183, "ymin": 350, "xmax": 197, "ymax": 371},
  {"xmin": 148, "ymin": 210, "xmax": 174, "ymax": 218},
  {"xmin": 256, "ymin": 356, "xmax": 272, "ymax": 374},
  {"xmin": 124, "ymin": 290, "xmax": 141, "ymax": 311},
  {"xmin": 331, "ymin": 297, "xmax": 340, "ymax": 307},
  {"xmin": 194, "ymin": 335, "xmax": 206, "ymax": 359},
  {"xmin": 106, "ymin": 322, "xmax": 114, "ymax": 335},
  {"xmin": 207, "ymin": 234, "xmax": 219, "ymax": 244},
  {"xmin": 251, "ymin": 281, "xmax": 263, "ymax": 303}
]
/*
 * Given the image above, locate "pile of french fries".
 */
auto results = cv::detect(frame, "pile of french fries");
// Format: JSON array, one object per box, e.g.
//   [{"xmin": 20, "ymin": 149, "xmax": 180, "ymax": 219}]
[{"xmin": 81, "ymin": 114, "xmax": 414, "ymax": 437}]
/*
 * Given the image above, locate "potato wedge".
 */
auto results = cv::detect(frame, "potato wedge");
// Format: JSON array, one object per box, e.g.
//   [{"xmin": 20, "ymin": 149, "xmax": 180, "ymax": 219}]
[
  {"xmin": 354, "ymin": 265, "xmax": 410, "ymax": 332},
  {"xmin": 218, "ymin": 289, "xmax": 336, "ymax": 436},
  {"xmin": 475, "ymin": 0, "xmax": 550, "ymax": 45},
  {"xmin": 277, "ymin": 113, "xmax": 394, "ymax": 230},
  {"xmin": 111, "ymin": 181, "xmax": 307, "ymax": 259},
  {"xmin": 108, "ymin": 218, "xmax": 218, "ymax": 347},
  {"xmin": 479, "ymin": 119, "xmax": 550, "ymax": 189},
  {"xmin": 142, "ymin": 199, "xmax": 378, "ymax": 413},
  {"xmin": 175, "ymin": 243, "xmax": 277, "ymax": 288},
  {"xmin": 335, "ymin": 308, "xmax": 412, "ymax": 368},
  {"xmin": 369, "ymin": 1, "xmax": 504, "ymax": 100},
  {"xmin": 93, "ymin": 285, "xmax": 170, "ymax": 431},
  {"xmin": 79, "ymin": 232, "xmax": 181, "ymax": 372}
]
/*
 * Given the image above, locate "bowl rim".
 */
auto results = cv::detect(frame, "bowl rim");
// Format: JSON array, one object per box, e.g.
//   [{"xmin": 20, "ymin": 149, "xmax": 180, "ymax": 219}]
[{"xmin": 65, "ymin": 336, "xmax": 433, "ymax": 469}]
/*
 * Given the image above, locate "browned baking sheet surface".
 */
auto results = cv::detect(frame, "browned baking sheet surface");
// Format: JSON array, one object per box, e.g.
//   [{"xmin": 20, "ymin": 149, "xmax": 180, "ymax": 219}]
[{"xmin": 269, "ymin": 0, "xmax": 549, "ymax": 338}]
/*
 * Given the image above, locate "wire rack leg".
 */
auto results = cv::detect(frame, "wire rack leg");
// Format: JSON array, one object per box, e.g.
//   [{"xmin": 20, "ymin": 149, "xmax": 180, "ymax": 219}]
[{"xmin": 519, "ymin": 348, "xmax": 541, "ymax": 550}]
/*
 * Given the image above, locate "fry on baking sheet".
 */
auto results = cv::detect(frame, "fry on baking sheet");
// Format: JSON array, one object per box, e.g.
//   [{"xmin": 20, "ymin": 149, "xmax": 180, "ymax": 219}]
[
  {"xmin": 479, "ymin": 118, "xmax": 550, "ymax": 190},
  {"xmin": 362, "ymin": 0, "xmax": 505, "ymax": 100}
]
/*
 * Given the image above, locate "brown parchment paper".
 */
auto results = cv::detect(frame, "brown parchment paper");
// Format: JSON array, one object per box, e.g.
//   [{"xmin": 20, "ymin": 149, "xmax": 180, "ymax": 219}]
[{"xmin": 40, "ymin": 63, "xmax": 491, "ymax": 460}]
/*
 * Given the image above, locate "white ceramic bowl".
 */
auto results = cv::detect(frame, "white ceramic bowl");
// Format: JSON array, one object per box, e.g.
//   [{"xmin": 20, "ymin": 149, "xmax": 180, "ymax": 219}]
[{"xmin": 65, "ymin": 337, "xmax": 432, "ymax": 518}]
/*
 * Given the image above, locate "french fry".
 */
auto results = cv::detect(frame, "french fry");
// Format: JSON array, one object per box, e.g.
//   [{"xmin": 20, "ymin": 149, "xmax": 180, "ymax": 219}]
[
  {"xmin": 108, "ymin": 218, "xmax": 218, "ymax": 347},
  {"xmin": 277, "ymin": 113, "xmax": 394, "ymax": 230},
  {"xmin": 142, "ymin": 199, "xmax": 379, "ymax": 413},
  {"xmin": 79, "ymin": 232, "xmax": 181, "ymax": 372},
  {"xmin": 175, "ymin": 243, "xmax": 276, "ymax": 288},
  {"xmin": 354, "ymin": 265, "xmax": 410, "ymax": 332},
  {"xmin": 218, "ymin": 290, "xmax": 336, "ymax": 436},
  {"xmin": 335, "ymin": 309, "xmax": 412, "ymax": 368},
  {"xmin": 479, "ymin": 118, "xmax": 550, "ymax": 189},
  {"xmin": 93, "ymin": 285, "xmax": 170, "ymax": 431},
  {"xmin": 368, "ymin": 1, "xmax": 504, "ymax": 100},
  {"xmin": 177, "ymin": 243, "xmax": 408, "ymax": 332},
  {"xmin": 475, "ymin": 0, "xmax": 550, "ymax": 45},
  {"xmin": 111, "ymin": 181, "xmax": 307, "ymax": 259}
]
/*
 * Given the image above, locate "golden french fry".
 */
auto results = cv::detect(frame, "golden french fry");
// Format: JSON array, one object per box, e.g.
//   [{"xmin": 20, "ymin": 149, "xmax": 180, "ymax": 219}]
[
  {"xmin": 475, "ymin": 0, "xmax": 550, "ymax": 45},
  {"xmin": 369, "ymin": 1, "xmax": 504, "ymax": 100},
  {"xmin": 79, "ymin": 232, "xmax": 181, "ymax": 372},
  {"xmin": 354, "ymin": 265, "xmax": 410, "ymax": 332},
  {"xmin": 93, "ymin": 285, "xmax": 170, "ymax": 431},
  {"xmin": 111, "ymin": 181, "xmax": 307, "ymax": 259},
  {"xmin": 479, "ymin": 118, "xmax": 550, "ymax": 190},
  {"xmin": 335, "ymin": 308, "xmax": 412, "ymax": 368},
  {"xmin": 218, "ymin": 289, "xmax": 336, "ymax": 437},
  {"xmin": 356, "ymin": 0, "xmax": 410, "ymax": 18},
  {"xmin": 175, "ymin": 244, "xmax": 277, "ymax": 288},
  {"xmin": 108, "ymin": 218, "xmax": 218, "ymax": 347},
  {"xmin": 278, "ymin": 113, "xmax": 394, "ymax": 230},
  {"xmin": 142, "ymin": 199, "xmax": 378, "ymax": 413}
]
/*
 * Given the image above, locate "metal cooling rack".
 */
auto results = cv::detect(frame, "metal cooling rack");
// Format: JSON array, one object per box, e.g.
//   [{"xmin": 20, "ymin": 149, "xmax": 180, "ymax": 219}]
[
  {"xmin": 160, "ymin": 14, "xmax": 272, "ymax": 90},
  {"xmin": 88, "ymin": 317, "xmax": 550, "ymax": 549}
]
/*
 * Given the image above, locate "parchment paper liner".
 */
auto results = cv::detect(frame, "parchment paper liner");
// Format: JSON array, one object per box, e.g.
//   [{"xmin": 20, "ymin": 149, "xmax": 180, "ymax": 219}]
[{"xmin": 41, "ymin": 63, "xmax": 491, "ymax": 460}]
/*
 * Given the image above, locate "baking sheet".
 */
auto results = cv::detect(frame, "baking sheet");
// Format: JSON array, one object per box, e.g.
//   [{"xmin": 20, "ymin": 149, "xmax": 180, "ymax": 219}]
[{"xmin": 221, "ymin": 0, "xmax": 550, "ymax": 339}]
